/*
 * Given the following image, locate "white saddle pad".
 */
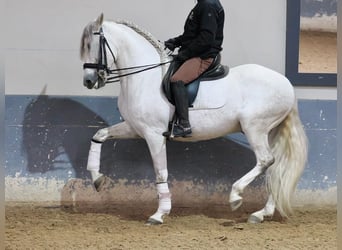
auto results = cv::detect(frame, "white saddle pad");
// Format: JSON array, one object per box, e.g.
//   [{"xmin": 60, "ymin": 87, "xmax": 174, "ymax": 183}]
[{"xmin": 190, "ymin": 77, "xmax": 228, "ymax": 110}]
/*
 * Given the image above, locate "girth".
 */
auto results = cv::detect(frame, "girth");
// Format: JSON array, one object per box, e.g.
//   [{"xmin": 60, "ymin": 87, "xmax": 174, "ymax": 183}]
[{"xmin": 162, "ymin": 54, "xmax": 229, "ymax": 107}]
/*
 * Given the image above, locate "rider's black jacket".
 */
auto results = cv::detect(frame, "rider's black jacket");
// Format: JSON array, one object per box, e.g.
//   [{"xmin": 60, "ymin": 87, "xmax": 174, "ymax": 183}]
[{"xmin": 172, "ymin": 0, "xmax": 225, "ymax": 60}]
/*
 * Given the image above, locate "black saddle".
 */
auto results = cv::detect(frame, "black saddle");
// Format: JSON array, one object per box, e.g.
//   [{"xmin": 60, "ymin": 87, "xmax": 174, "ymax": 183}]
[{"xmin": 162, "ymin": 54, "xmax": 229, "ymax": 107}]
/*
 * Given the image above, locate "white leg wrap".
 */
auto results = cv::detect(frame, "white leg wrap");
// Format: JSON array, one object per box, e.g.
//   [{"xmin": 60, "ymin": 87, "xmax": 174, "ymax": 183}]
[
  {"xmin": 157, "ymin": 182, "xmax": 169, "ymax": 194},
  {"xmin": 148, "ymin": 183, "xmax": 171, "ymax": 223},
  {"xmin": 157, "ymin": 183, "xmax": 171, "ymax": 213},
  {"xmin": 87, "ymin": 141, "xmax": 103, "ymax": 181},
  {"xmin": 87, "ymin": 141, "xmax": 102, "ymax": 171}
]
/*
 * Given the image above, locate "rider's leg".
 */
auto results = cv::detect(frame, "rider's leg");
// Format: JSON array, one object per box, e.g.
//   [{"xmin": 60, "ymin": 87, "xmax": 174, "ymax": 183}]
[
  {"xmin": 167, "ymin": 57, "xmax": 213, "ymax": 137},
  {"xmin": 170, "ymin": 81, "xmax": 192, "ymax": 137},
  {"xmin": 171, "ymin": 57, "xmax": 214, "ymax": 84}
]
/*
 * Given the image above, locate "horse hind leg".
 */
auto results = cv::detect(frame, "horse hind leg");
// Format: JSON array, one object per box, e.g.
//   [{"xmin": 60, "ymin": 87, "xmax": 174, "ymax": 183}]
[
  {"xmin": 87, "ymin": 121, "xmax": 139, "ymax": 191},
  {"xmin": 229, "ymin": 128, "xmax": 275, "ymax": 217},
  {"xmin": 248, "ymin": 194, "xmax": 275, "ymax": 223}
]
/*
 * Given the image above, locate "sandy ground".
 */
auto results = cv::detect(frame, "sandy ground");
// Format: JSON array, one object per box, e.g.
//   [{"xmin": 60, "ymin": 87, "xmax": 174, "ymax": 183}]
[
  {"xmin": 5, "ymin": 202, "xmax": 336, "ymax": 250},
  {"xmin": 299, "ymin": 31, "xmax": 337, "ymax": 73}
]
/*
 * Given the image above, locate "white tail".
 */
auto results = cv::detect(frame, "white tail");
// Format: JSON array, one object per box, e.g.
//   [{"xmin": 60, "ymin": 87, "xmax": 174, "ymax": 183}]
[{"xmin": 266, "ymin": 103, "xmax": 308, "ymax": 217}]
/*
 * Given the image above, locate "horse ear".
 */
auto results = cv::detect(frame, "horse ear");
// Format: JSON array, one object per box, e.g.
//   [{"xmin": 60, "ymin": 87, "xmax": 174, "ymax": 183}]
[{"xmin": 96, "ymin": 13, "xmax": 104, "ymax": 26}]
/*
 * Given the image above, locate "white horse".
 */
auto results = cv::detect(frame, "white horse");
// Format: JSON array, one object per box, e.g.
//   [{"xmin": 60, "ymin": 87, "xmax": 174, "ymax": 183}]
[{"xmin": 80, "ymin": 14, "xmax": 308, "ymax": 225}]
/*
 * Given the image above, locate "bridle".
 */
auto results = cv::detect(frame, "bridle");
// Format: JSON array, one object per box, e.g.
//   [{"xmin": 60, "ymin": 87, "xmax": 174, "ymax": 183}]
[{"xmin": 83, "ymin": 27, "xmax": 171, "ymax": 84}]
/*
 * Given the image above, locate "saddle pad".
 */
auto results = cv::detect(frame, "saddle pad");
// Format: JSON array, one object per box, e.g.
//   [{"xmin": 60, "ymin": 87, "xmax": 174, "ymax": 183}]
[{"xmin": 190, "ymin": 77, "xmax": 228, "ymax": 110}]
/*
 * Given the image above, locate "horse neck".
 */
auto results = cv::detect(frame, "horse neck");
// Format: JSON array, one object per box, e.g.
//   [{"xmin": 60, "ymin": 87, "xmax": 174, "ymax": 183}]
[
  {"xmin": 103, "ymin": 21, "xmax": 162, "ymax": 71},
  {"xmin": 102, "ymin": 21, "xmax": 169, "ymax": 102}
]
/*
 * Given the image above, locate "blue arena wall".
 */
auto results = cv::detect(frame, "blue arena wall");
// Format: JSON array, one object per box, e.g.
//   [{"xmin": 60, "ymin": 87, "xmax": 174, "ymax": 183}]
[{"xmin": 5, "ymin": 95, "xmax": 336, "ymax": 203}]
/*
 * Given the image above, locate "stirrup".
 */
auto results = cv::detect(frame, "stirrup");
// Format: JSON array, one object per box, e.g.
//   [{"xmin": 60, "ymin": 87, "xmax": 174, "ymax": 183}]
[
  {"xmin": 162, "ymin": 120, "xmax": 176, "ymax": 139},
  {"xmin": 172, "ymin": 123, "xmax": 192, "ymax": 137},
  {"xmin": 163, "ymin": 120, "xmax": 192, "ymax": 139}
]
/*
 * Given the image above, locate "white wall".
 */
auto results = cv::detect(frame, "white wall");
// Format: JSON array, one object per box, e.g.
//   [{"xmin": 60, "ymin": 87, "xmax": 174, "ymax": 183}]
[{"xmin": 5, "ymin": 0, "xmax": 288, "ymax": 97}]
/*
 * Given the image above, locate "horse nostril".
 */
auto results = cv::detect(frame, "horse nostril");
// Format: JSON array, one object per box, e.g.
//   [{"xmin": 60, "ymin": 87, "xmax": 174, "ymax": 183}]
[
  {"xmin": 84, "ymin": 73, "xmax": 98, "ymax": 89},
  {"xmin": 84, "ymin": 79, "xmax": 93, "ymax": 89}
]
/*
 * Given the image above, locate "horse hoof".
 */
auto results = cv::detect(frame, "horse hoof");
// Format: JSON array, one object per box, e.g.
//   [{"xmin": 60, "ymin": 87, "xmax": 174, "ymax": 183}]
[
  {"xmin": 230, "ymin": 199, "xmax": 243, "ymax": 211},
  {"xmin": 145, "ymin": 218, "xmax": 162, "ymax": 226},
  {"xmin": 248, "ymin": 215, "xmax": 263, "ymax": 224},
  {"xmin": 93, "ymin": 175, "xmax": 106, "ymax": 192}
]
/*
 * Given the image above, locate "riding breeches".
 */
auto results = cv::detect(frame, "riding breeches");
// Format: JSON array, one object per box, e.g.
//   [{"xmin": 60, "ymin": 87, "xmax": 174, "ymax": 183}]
[{"xmin": 171, "ymin": 57, "xmax": 214, "ymax": 84}]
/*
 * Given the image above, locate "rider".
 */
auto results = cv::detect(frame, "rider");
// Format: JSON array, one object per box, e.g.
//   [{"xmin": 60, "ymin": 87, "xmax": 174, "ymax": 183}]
[{"xmin": 164, "ymin": 0, "xmax": 225, "ymax": 137}]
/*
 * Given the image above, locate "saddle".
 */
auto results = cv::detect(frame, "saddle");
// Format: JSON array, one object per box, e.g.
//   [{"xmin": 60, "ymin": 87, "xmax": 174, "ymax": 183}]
[{"xmin": 162, "ymin": 54, "xmax": 229, "ymax": 107}]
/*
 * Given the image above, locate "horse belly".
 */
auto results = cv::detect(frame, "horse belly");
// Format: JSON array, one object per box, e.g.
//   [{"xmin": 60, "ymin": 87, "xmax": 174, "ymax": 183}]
[{"xmin": 177, "ymin": 107, "xmax": 241, "ymax": 142}]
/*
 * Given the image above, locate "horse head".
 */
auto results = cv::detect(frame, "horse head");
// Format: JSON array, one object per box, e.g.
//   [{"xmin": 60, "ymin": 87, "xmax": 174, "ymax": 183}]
[
  {"xmin": 80, "ymin": 13, "xmax": 169, "ymax": 91},
  {"xmin": 80, "ymin": 13, "xmax": 109, "ymax": 90}
]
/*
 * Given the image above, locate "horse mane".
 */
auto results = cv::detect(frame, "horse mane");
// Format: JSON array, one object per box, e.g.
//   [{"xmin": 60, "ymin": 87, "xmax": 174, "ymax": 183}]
[{"xmin": 115, "ymin": 20, "xmax": 169, "ymax": 63}]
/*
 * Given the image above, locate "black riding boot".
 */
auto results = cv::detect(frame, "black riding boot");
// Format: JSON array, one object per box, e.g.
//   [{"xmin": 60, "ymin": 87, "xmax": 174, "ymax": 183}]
[{"xmin": 171, "ymin": 81, "xmax": 192, "ymax": 137}]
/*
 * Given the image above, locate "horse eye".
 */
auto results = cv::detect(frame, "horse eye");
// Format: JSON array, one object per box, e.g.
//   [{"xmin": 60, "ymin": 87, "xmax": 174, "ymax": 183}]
[{"xmin": 87, "ymin": 43, "xmax": 91, "ymax": 51}]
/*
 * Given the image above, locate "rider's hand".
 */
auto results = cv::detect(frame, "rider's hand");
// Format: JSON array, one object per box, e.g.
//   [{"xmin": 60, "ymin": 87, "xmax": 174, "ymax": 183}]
[
  {"xmin": 175, "ymin": 50, "xmax": 188, "ymax": 62},
  {"xmin": 164, "ymin": 38, "xmax": 177, "ymax": 51}
]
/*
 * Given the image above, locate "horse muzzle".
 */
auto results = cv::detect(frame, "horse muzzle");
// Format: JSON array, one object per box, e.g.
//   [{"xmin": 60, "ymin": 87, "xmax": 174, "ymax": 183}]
[
  {"xmin": 83, "ymin": 70, "xmax": 107, "ymax": 89},
  {"xmin": 83, "ymin": 71, "xmax": 98, "ymax": 89}
]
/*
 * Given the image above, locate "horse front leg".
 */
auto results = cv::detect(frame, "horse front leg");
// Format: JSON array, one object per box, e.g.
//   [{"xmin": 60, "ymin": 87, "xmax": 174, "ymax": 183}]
[
  {"xmin": 144, "ymin": 134, "xmax": 171, "ymax": 225},
  {"xmin": 87, "ymin": 121, "xmax": 139, "ymax": 190}
]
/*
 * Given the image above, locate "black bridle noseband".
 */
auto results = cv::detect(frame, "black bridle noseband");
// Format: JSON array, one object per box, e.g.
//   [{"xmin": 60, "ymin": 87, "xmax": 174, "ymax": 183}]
[{"xmin": 83, "ymin": 27, "xmax": 171, "ymax": 84}]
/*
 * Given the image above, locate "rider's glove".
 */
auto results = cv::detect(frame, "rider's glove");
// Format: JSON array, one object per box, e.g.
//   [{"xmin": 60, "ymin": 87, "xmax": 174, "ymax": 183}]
[
  {"xmin": 164, "ymin": 38, "xmax": 177, "ymax": 51},
  {"xmin": 175, "ymin": 50, "xmax": 189, "ymax": 62}
]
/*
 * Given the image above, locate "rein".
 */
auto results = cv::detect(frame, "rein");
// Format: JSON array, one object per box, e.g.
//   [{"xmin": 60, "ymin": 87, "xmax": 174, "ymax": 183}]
[
  {"xmin": 104, "ymin": 61, "xmax": 171, "ymax": 83},
  {"xmin": 83, "ymin": 27, "xmax": 172, "ymax": 84}
]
